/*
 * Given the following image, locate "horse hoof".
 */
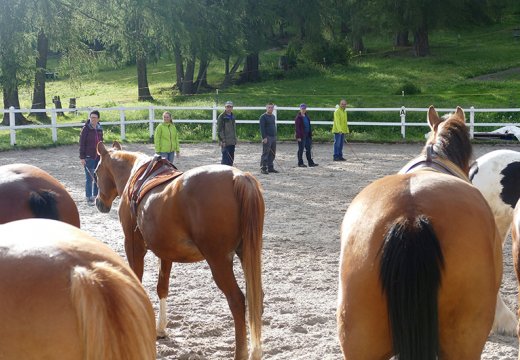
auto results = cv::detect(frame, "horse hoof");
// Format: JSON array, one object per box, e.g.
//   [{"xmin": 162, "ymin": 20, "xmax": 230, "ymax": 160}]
[
  {"xmin": 492, "ymin": 314, "xmax": 517, "ymax": 336},
  {"xmin": 156, "ymin": 330, "xmax": 168, "ymax": 339}
]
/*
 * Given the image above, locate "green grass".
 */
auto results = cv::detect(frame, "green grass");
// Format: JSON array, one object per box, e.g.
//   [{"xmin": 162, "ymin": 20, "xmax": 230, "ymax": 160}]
[{"xmin": 3, "ymin": 15, "xmax": 520, "ymax": 150}]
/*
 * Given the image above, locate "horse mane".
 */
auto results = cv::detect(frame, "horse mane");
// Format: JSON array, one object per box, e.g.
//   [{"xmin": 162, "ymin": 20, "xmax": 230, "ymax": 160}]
[{"xmin": 424, "ymin": 112, "xmax": 472, "ymax": 173}]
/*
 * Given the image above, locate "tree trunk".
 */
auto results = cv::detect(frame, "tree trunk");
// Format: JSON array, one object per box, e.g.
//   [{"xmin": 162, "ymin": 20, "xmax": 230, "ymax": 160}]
[
  {"xmin": 222, "ymin": 57, "xmax": 242, "ymax": 88},
  {"xmin": 240, "ymin": 52, "xmax": 259, "ymax": 83},
  {"xmin": 136, "ymin": 52, "xmax": 154, "ymax": 101},
  {"xmin": 3, "ymin": 87, "xmax": 28, "ymax": 126},
  {"xmin": 174, "ymin": 45, "xmax": 184, "ymax": 91},
  {"xmin": 413, "ymin": 28, "xmax": 430, "ymax": 57},
  {"xmin": 394, "ymin": 31, "xmax": 410, "ymax": 47},
  {"xmin": 181, "ymin": 56, "xmax": 195, "ymax": 95},
  {"xmin": 31, "ymin": 29, "xmax": 49, "ymax": 122},
  {"xmin": 194, "ymin": 57, "xmax": 209, "ymax": 93},
  {"xmin": 352, "ymin": 35, "xmax": 365, "ymax": 53}
]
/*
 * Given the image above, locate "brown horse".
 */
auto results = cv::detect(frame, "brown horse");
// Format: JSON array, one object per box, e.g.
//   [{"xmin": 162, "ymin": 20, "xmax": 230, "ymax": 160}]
[
  {"xmin": 337, "ymin": 106, "xmax": 502, "ymax": 359},
  {"xmin": 94, "ymin": 141, "xmax": 264, "ymax": 360},
  {"xmin": 0, "ymin": 163, "xmax": 80, "ymax": 227},
  {"xmin": 0, "ymin": 218, "xmax": 156, "ymax": 359},
  {"xmin": 510, "ymin": 201, "xmax": 520, "ymax": 359}
]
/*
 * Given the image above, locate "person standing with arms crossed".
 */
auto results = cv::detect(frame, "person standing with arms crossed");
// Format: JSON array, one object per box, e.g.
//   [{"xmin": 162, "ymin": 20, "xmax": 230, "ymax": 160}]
[
  {"xmin": 217, "ymin": 101, "xmax": 237, "ymax": 166},
  {"xmin": 294, "ymin": 103, "xmax": 318, "ymax": 167},
  {"xmin": 79, "ymin": 110, "xmax": 103, "ymax": 206},
  {"xmin": 332, "ymin": 99, "xmax": 349, "ymax": 161},
  {"xmin": 259, "ymin": 102, "xmax": 278, "ymax": 174},
  {"xmin": 154, "ymin": 111, "xmax": 180, "ymax": 163}
]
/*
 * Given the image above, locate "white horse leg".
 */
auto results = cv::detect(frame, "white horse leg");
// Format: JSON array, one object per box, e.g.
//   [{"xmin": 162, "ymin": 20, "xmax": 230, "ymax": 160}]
[
  {"xmin": 492, "ymin": 293, "xmax": 517, "ymax": 336},
  {"xmin": 156, "ymin": 298, "xmax": 168, "ymax": 338}
]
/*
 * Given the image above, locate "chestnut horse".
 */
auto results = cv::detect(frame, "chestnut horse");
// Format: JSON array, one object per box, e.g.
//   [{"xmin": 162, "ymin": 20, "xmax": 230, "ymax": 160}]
[
  {"xmin": 337, "ymin": 106, "xmax": 502, "ymax": 359},
  {"xmin": 509, "ymin": 200, "xmax": 520, "ymax": 358},
  {"xmin": 0, "ymin": 164, "xmax": 80, "ymax": 227},
  {"xmin": 94, "ymin": 141, "xmax": 264, "ymax": 360},
  {"xmin": 0, "ymin": 218, "xmax": 156, "ymax": 359}
]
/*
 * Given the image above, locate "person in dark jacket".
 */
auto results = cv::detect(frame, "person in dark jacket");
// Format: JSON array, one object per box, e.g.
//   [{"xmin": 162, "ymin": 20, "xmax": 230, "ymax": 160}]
[
  {"xmin": 294, "ymin": 104, "xmax": 318, "ymax": 167},
  {"xmin": 217, "ymin": 101, "xmax": 237, "ymax": 166},
  {"xmin": 79, "ymin": 110, "xmax": 103, "ymax": 205},
  {"xmin": 259, "ymin": 102, "xmax": 278, "ymax": 174}
]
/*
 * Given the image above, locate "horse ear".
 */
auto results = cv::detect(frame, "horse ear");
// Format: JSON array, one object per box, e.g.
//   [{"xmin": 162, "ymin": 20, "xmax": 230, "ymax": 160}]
[
  {"xmin": 427, "ymin": 105, "xmax": 441, "ymax": 130},
  {"xmin": 112, "ymin": 141, "xmax": 122, "ymax": 150},
  {"xmin": 97, "ymin": 141, "xmax": 108, "ymax": 156},
  {"xmin": 454, "ymin": 106, "xmax": 466, "ymax": 122}
]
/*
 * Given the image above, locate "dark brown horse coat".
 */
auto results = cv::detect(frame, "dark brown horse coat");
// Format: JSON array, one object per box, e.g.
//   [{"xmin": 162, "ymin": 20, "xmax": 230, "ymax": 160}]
[{"xmin": 0, "ymin": 164, "xmax": 80, "ymax": 227}]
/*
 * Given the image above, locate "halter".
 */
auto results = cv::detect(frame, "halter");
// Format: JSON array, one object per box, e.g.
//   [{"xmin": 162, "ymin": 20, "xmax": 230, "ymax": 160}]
[{"xmin": 399, "ymin": 144, "xmax": 470, "ymax": 183}]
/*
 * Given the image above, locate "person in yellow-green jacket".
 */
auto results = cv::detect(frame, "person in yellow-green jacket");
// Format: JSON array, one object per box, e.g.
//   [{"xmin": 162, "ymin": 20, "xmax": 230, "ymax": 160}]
[
  {"xmin": 332, "ymin": 99, "xmax": 349, "ymax": 161},
  {"xmin": 154, "ymin": 111, "xmax": 180, "ymax": 163}
]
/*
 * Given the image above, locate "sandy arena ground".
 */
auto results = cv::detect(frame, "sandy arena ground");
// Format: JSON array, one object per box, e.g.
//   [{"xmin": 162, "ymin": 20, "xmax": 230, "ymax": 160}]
[{"xmin": 1, "ymin": 141, "xmax": 519, "ymax": 359}]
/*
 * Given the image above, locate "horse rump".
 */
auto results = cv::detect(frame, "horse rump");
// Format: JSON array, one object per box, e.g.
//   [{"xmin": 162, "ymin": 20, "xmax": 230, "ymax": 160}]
[
  {"xmin": 29, "ymin": 189, "xmax": 60, "ymax": 220},
  {"xmin": 379, "ymin": 216, "xmax": 444, "ymax": 360}
]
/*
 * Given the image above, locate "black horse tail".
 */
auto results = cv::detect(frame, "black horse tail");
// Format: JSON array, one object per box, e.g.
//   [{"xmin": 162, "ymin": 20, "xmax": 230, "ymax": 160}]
[
  {"xmin": 379, "ymin": 216, "xmax": 444, "ymax": 360},
  {"xmin": 29, "ymin": 190, "xmax": 60, "ymax": 220}
]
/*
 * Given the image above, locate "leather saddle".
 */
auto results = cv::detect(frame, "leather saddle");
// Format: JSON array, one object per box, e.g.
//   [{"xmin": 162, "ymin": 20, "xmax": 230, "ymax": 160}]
[{"xmin": 126, "ymin": 156, "xmax": 183, "ymax": 216}]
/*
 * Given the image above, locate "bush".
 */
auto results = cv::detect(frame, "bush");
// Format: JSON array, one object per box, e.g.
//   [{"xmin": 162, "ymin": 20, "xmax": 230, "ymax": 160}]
[{"xmin": 299, "ymin": 40, "xmax": 352, "ymax": 66}]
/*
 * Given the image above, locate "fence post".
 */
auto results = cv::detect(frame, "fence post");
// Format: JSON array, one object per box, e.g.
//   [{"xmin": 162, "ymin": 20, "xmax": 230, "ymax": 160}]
[
  {"xmin": 51, "ymin": 109, "xmax": 58, "ymax": 142},
  {"xmin": 212, "ymin": 103, "xmax": 217, "ymax": 141},
  {"xmin": 273, "ymin": 106, "xmax": 278, "ymax": 129},
  {"xmin": 9, "ymin": 106, "xmax": 16, "ymax": 146},
  {"xmin": 148, "ymin": 106, "xmax": 155, "ymax": 141},
  {"xmin": 469, "ymin": 106, "xmax": 475, "ymax": 139},
  {"xmin": 120, "ymin": 108, "xmax": 126, "ymax": 140},
  {"xmin": 400, "ymin": 106, "xmax": 406, "ymax": 138}
]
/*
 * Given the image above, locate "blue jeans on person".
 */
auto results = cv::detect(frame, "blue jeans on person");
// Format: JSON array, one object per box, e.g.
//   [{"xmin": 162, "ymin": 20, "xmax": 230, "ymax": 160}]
[
  {"xmin": 221, "ymin": 145, "xmax": 235, "ymax": 166},
  {"xmin": 333, "ymin": 133, "xmax": 345, "ymax": 159},
  {"xmin": 158, "ymin": 152, "xmax": 174, "ymax": 163},
  {"xmin": 84, "ymin": 157, "xmax": 99, "ymax": 199},
  {"xmin": 297, "ymin": 136, "xmax": 314, "ymax": 165}
]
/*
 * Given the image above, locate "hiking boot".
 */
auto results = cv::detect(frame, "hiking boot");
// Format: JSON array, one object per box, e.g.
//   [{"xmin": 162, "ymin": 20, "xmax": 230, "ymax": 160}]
[
  {"xmin": 261, "ymin": 168, "xmax": 269, "ymax": 174},
  {"xmin": 298, "ymin": 164, "xmax": 307, "ymax": 168},
  {"xmin": 309, "ymin": 163, "xmax": 319, "ymax": 167},
  {"xmin": 339, "ymin": 157, "xmax": 346, "ymax": 161},
  {"xmin": 268, "ymin": 169, "xmax": 279, "ymax": 173}
]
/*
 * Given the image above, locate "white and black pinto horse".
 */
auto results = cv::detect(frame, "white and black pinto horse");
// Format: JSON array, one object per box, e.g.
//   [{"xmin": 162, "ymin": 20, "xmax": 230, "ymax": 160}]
[{"xmin": 470, "ymin": 149, "xmax": 520, "ymax": 335}]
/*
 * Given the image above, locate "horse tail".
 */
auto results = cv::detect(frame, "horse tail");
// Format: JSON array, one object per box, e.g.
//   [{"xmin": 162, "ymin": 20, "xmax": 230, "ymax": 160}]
[
  {"xmin": 233, "ymin": 172, "xmax": 264, "ymax": 358},
  {"xmin": 29, "ymin": 190, "xmax": 60, "ymax": 220},
  {"xmin": 70, "ymin": 261, "xmax": 156, "ymax": 360},
  {"xmin": 379, "ymin": 216, "xmax": 444, "ymax": 360}
]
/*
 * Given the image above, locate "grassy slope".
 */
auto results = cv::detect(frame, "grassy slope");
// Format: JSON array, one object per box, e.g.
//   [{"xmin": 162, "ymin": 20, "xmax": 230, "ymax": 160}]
[{"xmin": 3, "ymin": 16, "xmax": 520, "ymax": 149}]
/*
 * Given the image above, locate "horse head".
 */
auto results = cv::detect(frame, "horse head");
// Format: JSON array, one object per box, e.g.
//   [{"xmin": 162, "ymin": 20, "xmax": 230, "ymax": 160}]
[
  {"xmin": 95, "ymin": 141, "xmax": 124, "ymax": 213},
  {"xmin": 424, "ymin": 106, "xmax": 472, "ymax": 175}
]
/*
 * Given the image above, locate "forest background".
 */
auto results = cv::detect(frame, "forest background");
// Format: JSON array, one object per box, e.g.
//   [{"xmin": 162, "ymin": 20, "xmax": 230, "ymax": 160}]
[{"xmin": 1, "ymin": 0, "xmax": 520, "ymax": 147}]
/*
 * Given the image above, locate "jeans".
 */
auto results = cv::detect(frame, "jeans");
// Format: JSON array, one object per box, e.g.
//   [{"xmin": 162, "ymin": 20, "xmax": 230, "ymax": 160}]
[
  {"xmin": 297, "ymin": 136, "xmax": 314, "ymax": 165},
  {"xmin": 260, "ymin": 136, "xmax": 276, "ymax": 170},
  {"xmin": 333, "ymin": 133, "xmax": 345, "ymax": 159},
  {"xmin": 158, "ymin": 152, "xmax": 174, "ymax": 163},
  {"xmin": 84, "ymin": 157, "xmax": 99, "ymax": 199},
  {"xmin": 221, "ymin": 145, "xmax": 235, "ymax": 166}
]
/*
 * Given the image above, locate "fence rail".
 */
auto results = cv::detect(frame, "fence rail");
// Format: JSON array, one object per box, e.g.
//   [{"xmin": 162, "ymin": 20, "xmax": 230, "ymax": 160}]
[{"xmin": 1, "ymin": 105, "xmax": 520, "ymax": 146}]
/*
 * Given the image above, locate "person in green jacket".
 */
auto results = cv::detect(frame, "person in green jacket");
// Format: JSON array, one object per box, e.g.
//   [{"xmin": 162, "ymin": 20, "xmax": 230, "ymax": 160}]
[
  {"xmin": 332, "ymin": 99, "xmax": 349, "ymax": 161},
  {"xmin": 154, "ymin": 111, "xmax": 180, "ymax": 163}
]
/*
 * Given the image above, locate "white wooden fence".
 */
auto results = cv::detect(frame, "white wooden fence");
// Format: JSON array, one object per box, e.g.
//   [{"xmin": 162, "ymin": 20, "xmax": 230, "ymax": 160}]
[{"xmin": 1, "ymin": 105, "xmax": 519, "ymax": 146}]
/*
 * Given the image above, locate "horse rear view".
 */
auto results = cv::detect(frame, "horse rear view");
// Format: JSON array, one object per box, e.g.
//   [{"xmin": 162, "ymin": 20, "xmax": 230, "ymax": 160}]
[
  {"xmin": 0, "ymin": 219, "xmax": 156, "ymax": 360},
  {"xmin": 0, "ymin": 164, "xmax": 80, "ymax": 227},
  {"xmin": 337, "ymin": 106, "xmax": 502, "ymax": 359}
]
